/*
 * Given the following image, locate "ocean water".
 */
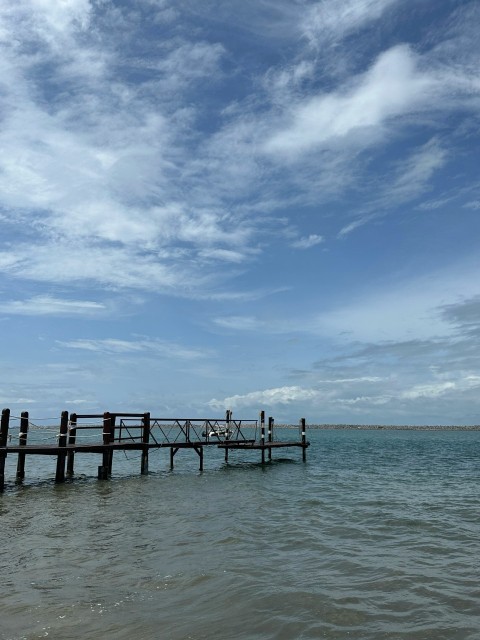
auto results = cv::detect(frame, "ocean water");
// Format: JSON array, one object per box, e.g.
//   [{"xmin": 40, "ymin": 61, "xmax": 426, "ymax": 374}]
[{"xmin": 1, "ymin": 428, "xmax": 479, "ymax": 640}]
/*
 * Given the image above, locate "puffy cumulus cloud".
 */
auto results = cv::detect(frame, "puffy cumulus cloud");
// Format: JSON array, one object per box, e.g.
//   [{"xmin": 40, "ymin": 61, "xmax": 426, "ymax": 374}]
[
  {"xmin": 208, "ymin": 386, "xmax": 322, "ymax": 411},
  {"xmin": 207, "ymin": 370, "xmax": 480, "ymax": 423}
]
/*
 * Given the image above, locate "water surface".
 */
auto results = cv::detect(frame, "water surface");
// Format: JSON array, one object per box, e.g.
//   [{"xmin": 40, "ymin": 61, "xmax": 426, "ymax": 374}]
[{"xmin": 1, "ymin": 428, "xmax": 479, "ymax": 639}]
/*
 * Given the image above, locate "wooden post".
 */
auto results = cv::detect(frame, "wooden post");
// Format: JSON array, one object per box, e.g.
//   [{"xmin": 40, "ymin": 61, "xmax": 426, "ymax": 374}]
[
  {"xmin": 0, "ymin": 408, "xmax": 10, "ymax": 493},
  {"xmin": 16, "ymin": 411, "xmax": 29, "ymax": 483},
  {"xmin": 141, "ymin": 412, "xmax": 150, "ymax": 475},
  {"xmin": 55, "ymin": 411, "xmax": 69, "ymax": 483},
  {"xmin": 66, "ymin": 413, "xmax": 77, "ymax": 477},
  {"xmin": 98, "ymin": 412, "xmax": 111, "ymax": 480},
  {"xmin": 300, "ymin": 417, "xmax": 307, "ymax": 462},
  {"xmin": 268, "ymin": 416, "xmax": 274, "ymax": 462},
  {"xmin": 170, "ymin": 446, "xmax": 178, "ymax": 470},
  {"xmin": 194, "ymin": 445, "xmax": 204, "ymax": 472},
  {"xmin": 107, "ymin": 414, "xmax": 116, "ymax": 476},
  {"xmin": 260, "ymin": 411, "xmax": 265, "ymax": 464},
  {"xmin": 226, "ymin": 409, "xmax": 232, "ymax": 440},
  {"xmin": 224, "ymin": 444, "xmax": 229, "ymax": 464}
]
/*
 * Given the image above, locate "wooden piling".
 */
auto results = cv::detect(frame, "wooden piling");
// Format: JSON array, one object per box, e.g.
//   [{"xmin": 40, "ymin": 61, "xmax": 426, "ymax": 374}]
[
  {"xmin": 98, "ymin": 412, "xmax": 111, "ymax": 480},
  {"xmin": 55, "ymin": 411, "xmax": 69, "ymax": 483},
  {"xmin": 0, "ymin": 408, "xmax": 10, "ymax": 493},
  {"xmin": 141, "ymin": 412, "xmax": 150, "ymax": 475},
  {"xmin": 16, "ymin": 411, "xmax": 29, "ymax": 483},
  {"xmin": 170, "ymin": 446, "xmax": 178, "ymax": 470},
  {"xmin": 260, "ymin": 411, "xmax": 265, "ymax": 464},
  {"xmin": 301, "ymin": 417, "xmax": 307, "ymax": 462},
  {"xmin": 268, "ymin": 416, "xmax": 274, "ymax": 462},
  {"xmin": 107, "ymin": 414, "xmax": 116, "ymax": 476},
  {"xmin": 194, "ymin": 445, "xmax": 204, "ymax": 471},
  {"xmin": 66, "ymin": 413, "xmax": 77, "ymax": 477}
]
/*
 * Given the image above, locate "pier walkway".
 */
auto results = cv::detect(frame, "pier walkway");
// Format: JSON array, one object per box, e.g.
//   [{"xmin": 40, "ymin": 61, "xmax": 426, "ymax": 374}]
[{"xmin": 0, "ymin": 409, "xmax": 309, "ymax": 491}]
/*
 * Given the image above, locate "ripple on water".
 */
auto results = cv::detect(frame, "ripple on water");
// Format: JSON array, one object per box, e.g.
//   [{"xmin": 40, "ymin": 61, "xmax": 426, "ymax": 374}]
[{"xmin": 1, "ymin": 429, "xmax": 479, "ymax": 640}]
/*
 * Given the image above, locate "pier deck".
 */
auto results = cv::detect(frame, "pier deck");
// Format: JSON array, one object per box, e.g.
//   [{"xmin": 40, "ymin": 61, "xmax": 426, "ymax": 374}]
[{"xmin": 0, "ymin": 409, "xmax": 309, "ymax": 491}]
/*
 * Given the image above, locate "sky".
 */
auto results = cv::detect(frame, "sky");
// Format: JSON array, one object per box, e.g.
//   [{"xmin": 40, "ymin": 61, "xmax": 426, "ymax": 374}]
[{"xmin": 1, "ymin": 0, "xmax": 480, "ymax": 425}]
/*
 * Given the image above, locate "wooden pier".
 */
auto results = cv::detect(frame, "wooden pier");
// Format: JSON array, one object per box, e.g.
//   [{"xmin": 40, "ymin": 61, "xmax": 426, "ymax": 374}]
[{"xmin": 0, "ymin": 408, "xmax": 310, "ymax": 491}]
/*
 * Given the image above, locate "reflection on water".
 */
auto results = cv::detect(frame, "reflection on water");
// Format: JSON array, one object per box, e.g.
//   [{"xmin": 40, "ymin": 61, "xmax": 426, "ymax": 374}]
[{"xmin": 1, "ymin": 429, "xmax": 479, "ymax": 639}]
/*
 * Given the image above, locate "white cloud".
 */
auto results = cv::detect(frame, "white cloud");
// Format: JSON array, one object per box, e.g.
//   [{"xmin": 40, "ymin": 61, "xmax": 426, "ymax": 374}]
[
  {"xmin": 0, "ymin": 1, "xmax": 478, "ymax": 299},
  {"xmin": 338, "ymin": 138, "xmax": 447, "ymax": 236},
  {"xmin": 321, "ymin": 376, "xmax": 383, "ymax": 384},
  {"xmin": 0, "ymin": 2, "xmax": 260, "ymax": 297},
  {"xmin": 302, "ymin": 0, "xmax": 399, "ymax": 47},
  {"xmin": 198, "ymin": 248, "xmax": 248, "ymax": 263},
  {"xmin": 385, "ymin": 138, "xmax": 447, "ymax": 203},
  {"xmin": 207, "ymin": 371, "xmax": 480, "ymax": 422},
  {"xmin": 263, "ymin": 45, "xmax": 434, "ymax": 157},
  {"xmin": 209, "ymin": 385, "xmax": 321, "ymax": 410},
  {"xmin": 291, "ymin": 234, "xmax": 324, "ymax": 249},
  {"xmin": 213, "ymin": 316, "xmax": 263, "ymax": 331},
  {"xmin": 0, "ymin": 243, "xmax": 185, "ymax": 291},
  {"xmin": 338, "ymin": 218, "xmax": 369, "ymax": 237},
  {"xmin": 337, "ymin": 395, "xmax": 390, "ymax": 406},
  {"xmin": 155, "ymin": 41, "xmax": 225, "ymax": 85},
  {"xmin": 464, "ymin": 200, "xmax": 480, "ymax": 210},
  {"xmin": 57, "ymin": 337, "xmax": 210, "ymax": 360},
  {"xmin": 15, "ymin": 0, "xmax": 92, "ymax": 39},
  {"xmin": 2, "ymin": 295, "xmax": 106, "ymax": 316},
  {"xmin": 401, "ymin": 375, "xmax": 480, "ymax": 400},
  {"xmin": 401, "ymin": 381, "xmax": 456, "ymax": 400}
]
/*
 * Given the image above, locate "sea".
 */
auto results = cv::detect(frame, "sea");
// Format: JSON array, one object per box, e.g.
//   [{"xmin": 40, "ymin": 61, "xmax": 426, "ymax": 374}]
[{"xmin": 1, "ymin": 427, "xmax": 479, "ymax": 640}]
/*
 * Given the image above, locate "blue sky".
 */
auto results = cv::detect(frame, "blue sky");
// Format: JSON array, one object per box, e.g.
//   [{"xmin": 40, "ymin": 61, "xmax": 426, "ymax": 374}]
[{"xmin": 1, "ymin": 0, "xmax": 480, "ymax": 424}]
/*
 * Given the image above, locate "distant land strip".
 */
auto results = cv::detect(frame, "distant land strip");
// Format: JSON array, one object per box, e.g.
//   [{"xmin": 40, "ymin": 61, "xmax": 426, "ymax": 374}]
[{"xmin": 278, "ymin": 424, "xmax": 480, "ymax": 431}]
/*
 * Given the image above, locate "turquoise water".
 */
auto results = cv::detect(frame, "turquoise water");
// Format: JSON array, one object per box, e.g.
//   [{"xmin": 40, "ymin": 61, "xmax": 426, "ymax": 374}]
[{"xmin": 1, "ymin": 428, "xmax": 479, "ymax": 639}]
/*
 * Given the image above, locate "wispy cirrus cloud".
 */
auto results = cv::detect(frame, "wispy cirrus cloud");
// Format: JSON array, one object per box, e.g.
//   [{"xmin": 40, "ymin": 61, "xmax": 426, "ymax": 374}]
[
  {"xmin": 0, "ymin": 1, "xmax": 258, "ymax": 294},
  {"xmin": 339, "ymin": 138, "xmax": 447, "ymax": 235},
  {"xmin": 263, "ymin": 45, "xmax": 436, "ymax": 158},
  {"xmin": 2, "ymin": 295, "xmax": 106, "ymax": 316},
  {"xmin": 301, "ymin": 0, "xmax": 399, "ymax": 48},
  {"xmin": 0, "ymin": 0, "xmax": 479, "ymax": 297},
  {"xmin": 57, "ymin": 336, "xmax": 210, "ymax": 360},
  {"xmin": 212, "ymin": 316, "xmax": 264, "ymax": 331},
  {"xmin": 291, "ymin": 234, "xmax": 324, "ymax": 249}
]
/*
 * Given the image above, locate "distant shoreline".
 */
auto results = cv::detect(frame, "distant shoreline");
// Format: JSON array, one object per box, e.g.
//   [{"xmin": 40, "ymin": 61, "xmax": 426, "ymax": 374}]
[{"xmin": 278, "ymin": 424, "xmax": 480, "ymax": 431}]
